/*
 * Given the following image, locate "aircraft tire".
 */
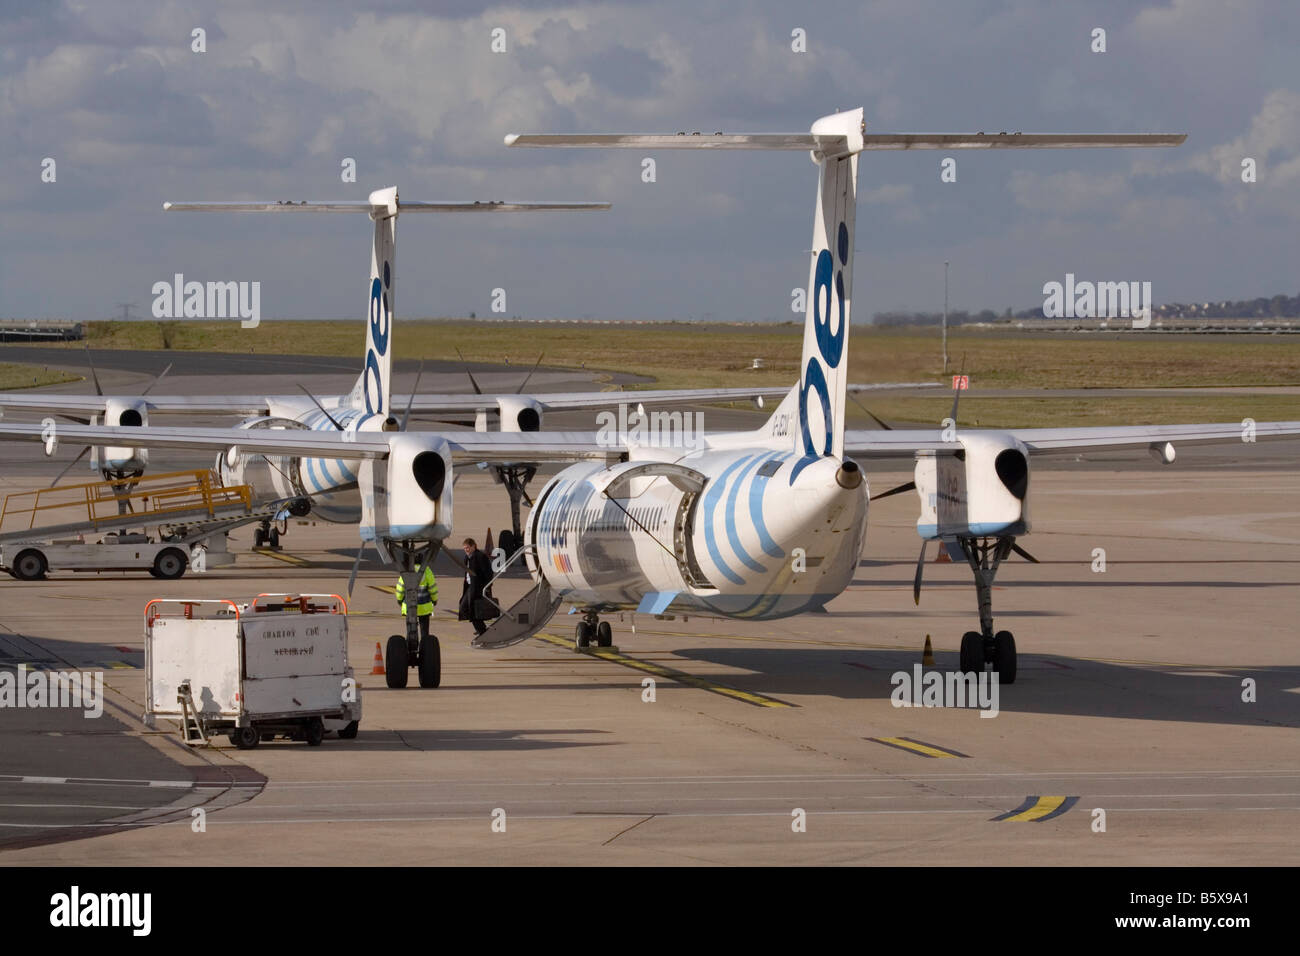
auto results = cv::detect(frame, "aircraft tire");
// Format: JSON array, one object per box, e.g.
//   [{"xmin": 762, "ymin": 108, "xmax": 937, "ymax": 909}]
[
  {"xmin": 993, "ymin": 631, "xmax": 1017, "ymax": 685},
  {"xmin": 959, "ymin": 631, "xmax": 983, "ymax": 675},
  {"xmin": 385, "ymin": 635, "xmax": 409, "ymax": 688}
]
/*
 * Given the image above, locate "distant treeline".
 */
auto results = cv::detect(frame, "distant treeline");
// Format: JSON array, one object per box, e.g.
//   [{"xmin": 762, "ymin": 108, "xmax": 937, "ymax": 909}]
[{"xmin": 874, "ymin": 292, "xmax": 1300, "ymax": 325}]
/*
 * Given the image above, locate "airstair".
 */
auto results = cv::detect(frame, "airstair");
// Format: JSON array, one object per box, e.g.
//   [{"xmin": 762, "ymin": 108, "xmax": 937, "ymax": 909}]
[{"xmin": 470, "ymin": 545, "xmax": 563, "ymax": 649}]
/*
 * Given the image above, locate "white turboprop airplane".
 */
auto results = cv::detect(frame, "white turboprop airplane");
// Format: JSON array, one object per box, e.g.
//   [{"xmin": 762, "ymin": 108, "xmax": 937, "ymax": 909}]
[{"xmin": 3, "ymin": 109, "xmax": 1297, "ymax": 685}]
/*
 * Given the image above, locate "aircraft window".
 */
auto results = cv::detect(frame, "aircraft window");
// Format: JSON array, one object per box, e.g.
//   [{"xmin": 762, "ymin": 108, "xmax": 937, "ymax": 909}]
[{"xmin": 757, "ymin": 460, "xmax": 782, "ymax": 478}]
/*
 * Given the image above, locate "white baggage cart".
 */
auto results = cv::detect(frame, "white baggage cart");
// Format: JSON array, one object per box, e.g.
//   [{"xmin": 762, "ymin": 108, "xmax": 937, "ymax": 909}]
[{"xmin": 144, "ymin": 593, "xmax": 361, "ymax": 748}]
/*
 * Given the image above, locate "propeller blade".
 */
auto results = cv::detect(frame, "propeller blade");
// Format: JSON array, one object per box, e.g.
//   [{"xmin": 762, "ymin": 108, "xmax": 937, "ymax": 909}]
[
  {"xmin": 83, "ymin": 345, "xmax": 103, "ymax": 397},
  {"xmin": 50, "ymin": 446, "xmax": 91, "ymax": 487},
  {"xmin": 1010, "ymin": 542, "xmax": 1040, "ymax": 564},
  {"xmin": 400, "ymin": 359, "xmax": 425, "ymax": 432},
  {"xmin": 440, "ymin": 541, "xmax": 468, "ymax": 571},
  {"xmin": 870, "ymin": 480, "xmax": 915, "ymax": 502},
  {"xmin": 913, "ymin": 540, "xmax": 927, "ymax": 606},
  {"xmin": 455, "ymin": 348, "xmax": 483, "ymax": 395},
  {"xmin": 515, "ymin": 352, "xmax": 544, "ymax": 394},
  {"xmin": 140, "ymin": 363, "xmax": 173, "ymax": 397},
  {"xmin": 346, "ymin": 542, "xmax": 368, "ymax": 598},
  {"xmin": 849, "ymin": 392, "xmax": 892, "ymax": 430},
  {"xmin": 297, "ymin": 385, "xmax": 346, "ymax": 431}
]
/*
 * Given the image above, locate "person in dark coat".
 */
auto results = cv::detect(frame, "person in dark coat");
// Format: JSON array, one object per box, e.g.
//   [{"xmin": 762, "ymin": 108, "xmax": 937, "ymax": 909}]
[{"xmin": 458, "ymin": 537, "xmax": 495, "ymax": 636}]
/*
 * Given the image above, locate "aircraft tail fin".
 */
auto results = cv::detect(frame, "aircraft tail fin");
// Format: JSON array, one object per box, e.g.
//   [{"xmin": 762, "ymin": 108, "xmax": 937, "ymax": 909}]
[
  {"xmin": 792, "ymin": 109, "xmax": 861, "ymax": 477},
  {"xmin": 164, "ymin": 191, "xmax": 610, "ymax": 423}
]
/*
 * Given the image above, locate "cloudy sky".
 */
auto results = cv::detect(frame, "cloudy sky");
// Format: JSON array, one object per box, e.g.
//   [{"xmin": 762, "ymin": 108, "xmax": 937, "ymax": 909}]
[{"xmin": 1, "ymin": 0, "xmax": 1296, "ymax": 323}]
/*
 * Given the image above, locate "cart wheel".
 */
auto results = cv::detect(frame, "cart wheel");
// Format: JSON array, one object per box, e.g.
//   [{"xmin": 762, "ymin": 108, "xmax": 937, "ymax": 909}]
[
  {"xmin": 11, "ymin": 549, "xmax": 48, "ymax": 581},
  {"xmin": 418, "ymin": 634, "xmax": 441, "ymax": 688},
  {"xmin": 304, "ymin": 717, "xmax": 324, "ymax": 746},
  {"xmin": 267, "ymin": 527, "xmax": 280, "ymax": 549},
  {"xmin": 152, "ymin": 547, "xmax": 188, "ymax": 580},
  {"xmin": 385, "ymin": 635, "xmax": 409, "ymax": 688},
  {"xmin": 336, "ymin": 720, "xmax": 359, "ymax": 739},
  {"xmin": 233, "ymin": 725, "xmax": 260, "ymax": 749}
]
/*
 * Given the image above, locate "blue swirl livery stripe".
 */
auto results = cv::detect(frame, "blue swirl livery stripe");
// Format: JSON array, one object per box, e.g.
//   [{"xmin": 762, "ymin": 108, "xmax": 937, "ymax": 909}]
[
  {"xmin": 725, "ymin": 454, "xmax": 768, "ymax": 573},
  {"xmin": 701, "ymin": 456, "xmax": 752, "ymax": 586},
  {"xmin": 749, "ymin": 451, "xmax": 787, "ymax": 559}
]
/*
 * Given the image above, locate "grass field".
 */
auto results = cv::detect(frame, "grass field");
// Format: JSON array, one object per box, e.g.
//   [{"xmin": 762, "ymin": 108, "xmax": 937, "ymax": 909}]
[
  {"xmin": 0, "ymin": 363, "xmax": 81, "ymax": 391},
  {"xmin": 6, "ymin": 319, "xmax": 1299, "ymax": 426}
]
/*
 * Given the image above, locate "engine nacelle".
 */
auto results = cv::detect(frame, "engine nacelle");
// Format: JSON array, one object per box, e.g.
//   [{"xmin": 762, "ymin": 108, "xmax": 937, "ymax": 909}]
[
  {"xmin": 915, "ymin": 432, "xmax": 1030, "ymax": 539},
  {"xmin": 496, "ymin": 396, "xmax": 542, "ymax": 432},
  {"xmin": 101, "ymin": 398, "xmax": 150, "ymax": 472},
  {"xmin": 215, "ymin": 416, "xmax": 306, "ymax": 497},
  {"xmin": 360, "ymin": 433, "xmax": 453, "ymax": 558}
]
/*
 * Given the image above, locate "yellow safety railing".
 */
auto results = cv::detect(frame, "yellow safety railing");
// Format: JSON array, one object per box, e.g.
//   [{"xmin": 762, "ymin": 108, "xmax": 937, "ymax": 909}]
[{"xmin": 0, "ymin": 469, "xmax": 254, "ymax": 533}]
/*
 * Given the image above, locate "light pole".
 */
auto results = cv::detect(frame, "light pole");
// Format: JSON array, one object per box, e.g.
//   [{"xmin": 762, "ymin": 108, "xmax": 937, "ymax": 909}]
[{"xmin": 942, "ymin": 260, "xmax": 949, "ymax": 375}]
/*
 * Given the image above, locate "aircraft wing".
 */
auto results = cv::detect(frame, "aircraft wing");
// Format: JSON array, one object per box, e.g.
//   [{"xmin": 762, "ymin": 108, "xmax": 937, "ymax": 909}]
[
  {"xmin": 0, "ymin": 423, "xmax": 618, "ymax": 464},
  {"xmin": 0, "ymin": 382, "xmax": 935, "ymax": 418},
  {"xmin": 0, "ymin": 394, "xmax": 276, "ymax": 416},
  {"xmin": 844, "ymin": 421, "xmax": 1300, "ymax": 458},
  {"xmin": 396, "ymin": 381, "xmax": 937, "ymax": 414}
]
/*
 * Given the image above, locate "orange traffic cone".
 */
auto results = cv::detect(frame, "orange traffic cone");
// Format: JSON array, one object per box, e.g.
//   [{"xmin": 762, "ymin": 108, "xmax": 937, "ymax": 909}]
[
  {"xmin": 934, "ymin": 547, "xmax": 952, "ymax": 563},
  {"xmin": 370, "ymin": 641, "xmax": 385, "ymax": 676},
  {"xmin": 922, "ymin": 634, "xmax": 935, "ymax": 667}
]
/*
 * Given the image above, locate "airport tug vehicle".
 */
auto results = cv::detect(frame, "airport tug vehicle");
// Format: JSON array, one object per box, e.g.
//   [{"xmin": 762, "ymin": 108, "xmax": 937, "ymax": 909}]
[{"xmin": 144, "ymin": 593, "xmax": 361, "ymax": 748}]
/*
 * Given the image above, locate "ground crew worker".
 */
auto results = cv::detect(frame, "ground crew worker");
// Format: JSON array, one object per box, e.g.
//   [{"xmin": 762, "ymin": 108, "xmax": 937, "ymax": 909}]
[{"xmin": 395, "ymin": 565, "xmax": 437, "ymax": 642}]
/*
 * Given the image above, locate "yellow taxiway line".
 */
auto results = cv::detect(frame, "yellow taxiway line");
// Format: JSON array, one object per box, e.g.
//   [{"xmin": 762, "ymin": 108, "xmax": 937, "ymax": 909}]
[{"xmin": 534, "ymin": 632, "xmax": 793, "ymax": 708}]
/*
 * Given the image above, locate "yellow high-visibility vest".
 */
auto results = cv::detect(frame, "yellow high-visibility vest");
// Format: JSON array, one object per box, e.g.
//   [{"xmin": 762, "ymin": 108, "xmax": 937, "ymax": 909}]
[{"xmin": 395, "ymin": 567, "xmax": 437, "ymax": 616}]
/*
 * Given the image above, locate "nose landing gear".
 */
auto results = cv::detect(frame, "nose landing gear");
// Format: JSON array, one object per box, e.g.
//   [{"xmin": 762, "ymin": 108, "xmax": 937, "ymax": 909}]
[{"xmin": 953, "ymin": 535, "xmax": 1033, "ymax": 685}]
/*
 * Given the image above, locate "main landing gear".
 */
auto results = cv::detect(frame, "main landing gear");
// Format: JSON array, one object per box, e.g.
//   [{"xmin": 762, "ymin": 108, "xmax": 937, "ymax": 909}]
[
  {"xmin": 574, "ymin": 609, "xmax": 613, "ymax": 649},
  {"xmin": 492, "ymin": 464, "xmax": 536, "ymax": 553},
  {"xmin": 955, "ymin": 535, "xmax": 1023, "ymax": 685}
]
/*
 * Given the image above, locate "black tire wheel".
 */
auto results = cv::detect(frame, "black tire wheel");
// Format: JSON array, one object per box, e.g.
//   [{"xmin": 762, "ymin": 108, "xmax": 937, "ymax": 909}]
[
  {"xmin": 267, "ymin": 528, "xmax": 280, "ymax": 549},
  {"xmin": 152, "ymin": 547, "xmax": 188, "ymax": 580},
  {"xmin": 385, "ymin": 634, "xmax": 409, "ymax": 688},
  {"xmin": 596, "ymin": 621, "xmax": 612, "ymax": 647},
  {"xmin": 11, "ymin": 549, "xmax": 48, "ymax": 581},
  {"xmin": 304, "ymin": 717, "xmax": 324, "ymax": 746},
  {"xmin": 498, "ymin": 530, "xmax": 518, "ymax": 558},
  {"xmin": 233, "ymin": 725, "xmax": 260, "ymax": 750},
  {"xmin": 418, "ymin": 634, "xmax": 442, "ymax": 688},
  {"xmin": 337, "ymin": 720, "xmax": 359, "ymax": 740},
  {"xmin": 993, "ymin": 630, "xmax": 1017, "ymax": 685},
  {"xmin": 959, "ymin": 631, "xmax": 984, "ymax": 675},
  {"xmin": 253, "ymin": 527, "xmax": 266, "ymax": 548},
  {"xmin": 575, "ymin": 621, "xmax": 592, "ymax": 649}
]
